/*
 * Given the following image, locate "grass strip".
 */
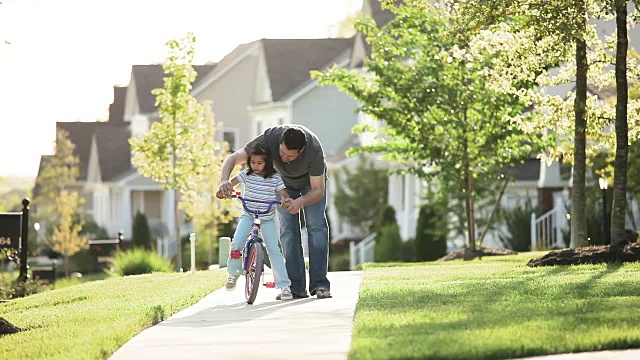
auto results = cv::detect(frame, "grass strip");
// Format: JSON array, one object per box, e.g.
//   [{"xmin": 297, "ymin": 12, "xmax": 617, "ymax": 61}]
[
  {"xmin": 0, "ymin": 270, "xmax": 226, "ymax": 359},
  {"xmin": 349, "ymin": 252, "xmax": 640, "ymax": 360}
]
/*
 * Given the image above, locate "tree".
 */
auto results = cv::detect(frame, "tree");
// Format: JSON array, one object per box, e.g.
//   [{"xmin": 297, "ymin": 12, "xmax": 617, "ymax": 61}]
[
  {"xmin": 130, "ymin": 33, "xmax": 222, "ymax": 270},
  {"xmin": 48, "ymin": 191, "xmax": 88, "ymax": 277},
  {"xmin": 313, "ymin": 2, "xmax": 539, "ymax": 250},
  {"xmin": 132, "ymin": 211, "xmax": 153, "ymax": 250},
  {"xmin": 450, "ymin": 0, "xmax": 640, "ymax": 248},
  {"xmin": 333, "ymin": 155, "xmax": 388, "ymax": 234},
  {"xmin": 609, "ymin": 0, "xmax": 633, "ymax": 246},
  {"xmin": 178, "ymin": 119, "xmax": 239, "ymax": 265},
  {"xmin": 34, "ymin": 129, "xmax": 80, "ymax": 220}
]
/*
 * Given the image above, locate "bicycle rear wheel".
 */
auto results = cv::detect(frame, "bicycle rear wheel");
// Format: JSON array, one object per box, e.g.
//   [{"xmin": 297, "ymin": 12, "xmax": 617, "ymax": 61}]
[{"xmin": 245, "ymin": 240, "xmax": 264, "ymax": 304}]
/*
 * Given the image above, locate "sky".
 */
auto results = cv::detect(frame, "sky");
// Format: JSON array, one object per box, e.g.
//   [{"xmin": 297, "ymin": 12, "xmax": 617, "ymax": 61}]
[{"xmin": 0, "ymin": 0, "xmax": 362, "ymax": 177}]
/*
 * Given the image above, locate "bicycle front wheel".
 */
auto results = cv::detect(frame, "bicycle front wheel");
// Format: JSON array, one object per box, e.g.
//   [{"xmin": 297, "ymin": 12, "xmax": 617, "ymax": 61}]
[{"xmin": 245, "ymin": 240, "xmax": 264, "ymax": 304}]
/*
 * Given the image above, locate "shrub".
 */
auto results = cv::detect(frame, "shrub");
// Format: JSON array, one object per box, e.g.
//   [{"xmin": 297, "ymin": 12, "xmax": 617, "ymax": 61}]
[
  {"xmin": 377, "ymin": 204, "xmax": 397, "ymax": 228},
  {"xmin": 132, "ymin": 211, "xmax": 153, "ymax": 250},
  {"xmin": 414, "ymin": 203, "xmax": 448, "ymax": 261},
  {"xmin": 0, "ymin": 278, "xmax": 48, "ymax": 299},
  {"xmin": 110, "ymin": 249, "xmax": 173, "ymax": 276},
  {"xmin": 498, "ymin": 198, "xmax": 538, "ymax": 251},
  {"xmin": 402, "ymin": 238, "xmax": 415, "ymax": 262},
  {"xmin": 374, "ymin": 223, "xmax": 403, "ymax": 262}
]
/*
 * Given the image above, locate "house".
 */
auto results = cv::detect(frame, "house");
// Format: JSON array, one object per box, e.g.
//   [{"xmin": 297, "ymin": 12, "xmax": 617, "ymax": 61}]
[
  {"xmin": 191, "ymin": 38, "xmax": 356, "ymax": 153},
  {"xmin": 35, "ymin": 64, "xmax": 215, "ymax": 258}
]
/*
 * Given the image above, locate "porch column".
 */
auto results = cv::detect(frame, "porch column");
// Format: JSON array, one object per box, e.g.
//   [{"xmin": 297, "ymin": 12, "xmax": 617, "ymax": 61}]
[{"xmin": 122, "ymin": 189, "xmax": 132, "ymax": 239}]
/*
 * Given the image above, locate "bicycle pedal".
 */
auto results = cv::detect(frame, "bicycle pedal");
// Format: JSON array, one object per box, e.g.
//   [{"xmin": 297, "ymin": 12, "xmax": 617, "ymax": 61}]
[{"xmin": 264, "ymin": 282, "xmax": 275, "ymax": 288}]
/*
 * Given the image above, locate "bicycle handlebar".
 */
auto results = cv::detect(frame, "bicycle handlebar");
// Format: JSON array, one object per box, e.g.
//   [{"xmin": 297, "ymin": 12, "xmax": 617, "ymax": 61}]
[{"xmin": 231, "ymin": 193, "xmax": 281, "ymax": 215}]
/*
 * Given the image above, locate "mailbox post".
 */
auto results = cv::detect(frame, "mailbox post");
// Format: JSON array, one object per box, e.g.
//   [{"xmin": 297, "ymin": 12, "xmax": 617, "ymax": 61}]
[{"xmin": 189, "ymin": 233, "xmax": 196, "ymax": 273}]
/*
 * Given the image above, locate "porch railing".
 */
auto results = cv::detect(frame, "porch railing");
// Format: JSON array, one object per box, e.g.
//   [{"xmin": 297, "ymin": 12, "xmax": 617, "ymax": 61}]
[
  {"xmin": 349, "ymin": 232, "xmax": 376, "ymax": 270},
  {"xmin": 531, "ymin": 206, "xmax": 568, "ymax": 250}
]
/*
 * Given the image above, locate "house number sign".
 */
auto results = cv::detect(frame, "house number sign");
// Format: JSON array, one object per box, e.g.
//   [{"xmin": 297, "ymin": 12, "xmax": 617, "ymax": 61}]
[{"xmin": 0, "ymin": 213, "xmax": 22, "ymax": 249}]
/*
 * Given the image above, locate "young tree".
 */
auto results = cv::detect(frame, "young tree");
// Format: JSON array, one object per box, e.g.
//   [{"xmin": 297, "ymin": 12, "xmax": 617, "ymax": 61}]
[
  {"xmin": 333, "ymin": 155, "xmax": 388, "ymax": 234},
  {"xmin": 48, "ymin": 190, "xmax": 88, "ymax": 277},
  {"xmin": 35, "ymin": 129, "xmax": 80, "ymax": 219},
  {"xmin": 130, "ymin": 33, "xmax": 224, "ymax": 270},
  {"xmin": 314, "ymin": 3, "xmax": 539, "ymax": 250}
]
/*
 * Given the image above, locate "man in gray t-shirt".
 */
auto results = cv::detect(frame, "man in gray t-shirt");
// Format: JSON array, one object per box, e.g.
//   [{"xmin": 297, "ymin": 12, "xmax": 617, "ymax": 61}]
[{"xmin": 219, "ymin": 125, "xmax": 331, "ymax": 299}]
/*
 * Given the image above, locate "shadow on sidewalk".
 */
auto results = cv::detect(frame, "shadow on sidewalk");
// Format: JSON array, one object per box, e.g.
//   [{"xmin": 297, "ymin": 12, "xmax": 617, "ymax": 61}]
[{"xmin": 157, "ymin": 297, "xmax": 317, "ymax": 329}]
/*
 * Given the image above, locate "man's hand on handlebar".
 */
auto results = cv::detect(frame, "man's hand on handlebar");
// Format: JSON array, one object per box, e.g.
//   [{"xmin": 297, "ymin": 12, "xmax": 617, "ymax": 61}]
[{"xmin": 218, "ymin": 181, "xmax": 234, "ymax": 198}]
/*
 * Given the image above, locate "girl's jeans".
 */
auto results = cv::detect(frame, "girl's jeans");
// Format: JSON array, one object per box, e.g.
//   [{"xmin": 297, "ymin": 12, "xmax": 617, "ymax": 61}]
[
  {"xmin": 227, "ymin": 212, "xmax": 291, "ymax": 289},
  {"xmin": 276, "ymin": 185, "xmax": 330, "ymax": 295}
]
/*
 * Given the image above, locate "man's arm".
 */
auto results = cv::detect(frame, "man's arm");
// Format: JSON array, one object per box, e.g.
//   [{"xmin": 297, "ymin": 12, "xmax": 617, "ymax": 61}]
[
  {"xmin": 287, "ymin": 175, "xmax": 324, "ymax": 214},
  {"xmin": 219, "ymin": 148, "xmax": 248, "ymax": 196}
]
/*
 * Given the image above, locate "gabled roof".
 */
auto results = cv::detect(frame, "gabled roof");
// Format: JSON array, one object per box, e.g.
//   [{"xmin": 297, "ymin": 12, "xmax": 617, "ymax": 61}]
[
  {"xmin": 94, "ymin": 126, "xmax": 132, "ymax": 181},
  {"xmin": 262, "ymin": 38, "xmax": 354, "ymax": 101},
  {"xmin": 56, "ymin": 122, "xmax": 132, "ymax": 182},
  {"xmin": 131, "ymin": 64, "xmax": 216, "ymax": 114},
  {"xmin": 56, "ymin": 122, "xmax": 100, "ymax": 181},
  {"xmin": 191, "ymin": 42, "xmax": 261, "ymax": 96},
  {"xmin": 366, "ymin": 0, "xmax": 396, "ymax": 27}
]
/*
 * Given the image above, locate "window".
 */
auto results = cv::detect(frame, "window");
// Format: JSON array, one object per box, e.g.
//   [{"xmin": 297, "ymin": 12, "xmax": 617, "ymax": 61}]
[{"xmin": 223, "ymin": 129, "xmax": 238, "ymax": 153}]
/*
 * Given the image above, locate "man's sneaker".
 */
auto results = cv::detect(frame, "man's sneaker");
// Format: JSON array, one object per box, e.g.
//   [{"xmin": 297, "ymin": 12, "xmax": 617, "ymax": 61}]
[
  {"xmin": 225, "ymin": 275, "xmax": 239, "ymax": 291},
  {"xmin": 278, "ymin": 287, "xmax": 293, "ymax": 300}
]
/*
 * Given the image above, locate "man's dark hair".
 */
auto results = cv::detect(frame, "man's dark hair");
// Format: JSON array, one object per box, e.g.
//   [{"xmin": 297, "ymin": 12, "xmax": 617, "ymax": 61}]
[
  {"xmin": 246, "ymin": 142, "xmax": 276, "ymax": 178},
  {"xmin": 280, "ymin": 127, "xmax": 306, "ymax": 151}
]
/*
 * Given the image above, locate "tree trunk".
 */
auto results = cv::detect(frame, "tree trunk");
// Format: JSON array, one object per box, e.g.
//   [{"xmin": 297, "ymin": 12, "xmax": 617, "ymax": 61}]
[
  {"xmin": 174, "ymin": 189, "xmax": 182, "ymax": 270},
  {"xmin": 467, "ymin": 167, "xmax": 476, "ymax": 250},
  {"xmin": 570, "ymin": 12, "xmax": 589, "ymax": 249},
  {"xmin": 65, "ymin": 254, "xmax": 70, "ymax": 278},
  {"xmin": 462, "ymin": 126, "xmax": 476, "ymax": 251},
  {"xmin": 611, "ymin": 0, "xmax": 629, "ymax": 247}
]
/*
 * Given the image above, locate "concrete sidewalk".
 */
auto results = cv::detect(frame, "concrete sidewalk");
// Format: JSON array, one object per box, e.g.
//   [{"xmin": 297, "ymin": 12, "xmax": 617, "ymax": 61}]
[{"xmin": 110, "ymin": 271, "xmax": 362, "ymax": 360}]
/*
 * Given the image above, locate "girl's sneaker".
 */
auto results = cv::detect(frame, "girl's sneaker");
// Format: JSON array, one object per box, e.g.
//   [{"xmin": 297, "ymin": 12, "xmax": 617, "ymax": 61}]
[
  {"xmin": 225, "ymin": 275, "xmax": 239, "ymax": 291},
  {"xmin": 279, "ymin": 286, "xmax": 293, "ymax": 300}
]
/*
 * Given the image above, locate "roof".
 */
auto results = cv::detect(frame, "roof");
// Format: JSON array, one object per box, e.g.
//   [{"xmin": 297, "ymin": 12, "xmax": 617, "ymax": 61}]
[
  {"xmin": 131, "ymin": 64, "xmax": 216, "ymax": 114},
  {"xmin": 504, "ymin": 158, "xmax": 540, "ymax": 182},
  {"xmin": 94, "ymin": 125, "xmax": 132, "ymax": 181},
  {"xmin": 262, "ymin": 38, "xmax": 354, "ymax": 101},
  {"xmin": 192, "ymin": 42, "xmax": 260, "ymax": 95},
  {"xmin": 56, "ymin": 122, "xmax": 100, "ymax": 181},
  {"xmin": 108, "ymin": 86, "xmax": 127, "ymax": 123},
  {"xmin": 55, "ymin": 122, "xmax": 131, "ymax": 182},
  {"xmin": 367, "ymin": 0, "xmax": 396, "ymax": 27}
]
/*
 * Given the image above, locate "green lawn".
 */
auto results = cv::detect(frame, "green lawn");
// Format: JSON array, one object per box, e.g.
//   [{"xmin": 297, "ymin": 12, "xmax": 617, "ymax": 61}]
[
  {"xmin": 0, "ymin": 270, "xmax": 227, "ymax": 360},
  {"xmin": 3, "ymin": 252, "xmax": 640, "ymax": 360},
  {"xmin": 349, "ymin": 252, "xmax": 640, "ymax": 360}
]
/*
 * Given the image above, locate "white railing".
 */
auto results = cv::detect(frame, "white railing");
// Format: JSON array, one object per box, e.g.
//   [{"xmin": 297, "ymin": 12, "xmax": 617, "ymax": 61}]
[
  {"xmin": 531, "ymin": 206, "xmax": 568, "ymax": 250},
  {"xmin": 350, "ymin": 232, "xmax": 376, "ymax": 269}
]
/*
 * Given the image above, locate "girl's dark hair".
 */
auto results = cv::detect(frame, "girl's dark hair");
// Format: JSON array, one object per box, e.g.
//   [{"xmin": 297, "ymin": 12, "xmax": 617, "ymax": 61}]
[{"xmin": 246, "ymin": 142, "xmax": 276, "ymax": 178}]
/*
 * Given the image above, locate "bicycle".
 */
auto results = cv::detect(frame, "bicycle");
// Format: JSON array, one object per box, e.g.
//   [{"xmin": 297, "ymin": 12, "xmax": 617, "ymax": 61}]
[{"xmin": 230, "ymin": 192, "xmax": 282, "ymax": 304}]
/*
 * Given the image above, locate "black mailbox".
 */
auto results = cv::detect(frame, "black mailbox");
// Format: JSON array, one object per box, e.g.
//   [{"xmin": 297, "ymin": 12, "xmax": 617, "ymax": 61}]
[{"xmin": 0, "ymin": 213, "xmax": 22, "ymax": 250}]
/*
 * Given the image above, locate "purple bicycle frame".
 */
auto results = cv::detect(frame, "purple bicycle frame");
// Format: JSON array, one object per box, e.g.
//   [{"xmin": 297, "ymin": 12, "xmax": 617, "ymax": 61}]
[{"xmin": 231, "ymin": 193, "xmax": 281, "ymax": 270}]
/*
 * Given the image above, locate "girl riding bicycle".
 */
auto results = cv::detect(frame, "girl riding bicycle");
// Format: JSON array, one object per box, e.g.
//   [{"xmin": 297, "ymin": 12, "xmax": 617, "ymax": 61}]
[{"xmin": 217, "ymin": 143, "xmax": 294, "ymax": 300}]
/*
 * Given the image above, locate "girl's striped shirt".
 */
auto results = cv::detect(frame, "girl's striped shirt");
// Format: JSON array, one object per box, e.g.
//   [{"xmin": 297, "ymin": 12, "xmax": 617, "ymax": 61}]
[{"xmin": 236, "ymin": 169, "xmax": 285, "ymax": 215}]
